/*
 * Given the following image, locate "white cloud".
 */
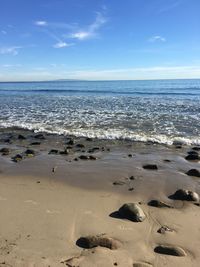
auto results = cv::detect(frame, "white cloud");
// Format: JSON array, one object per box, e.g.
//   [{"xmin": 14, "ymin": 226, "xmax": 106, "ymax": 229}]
[
  {"xmin": 0, "ymin": 46, "xmax": 22, "ymax": 55},
  {"xmin": 149, "ymin": 35, "xmax": 166, "ymax": 42},
  {"xmin": 1, "ymin": 30, "xmax": 7, "ymax": 35},
  {"xmin": 70, "ymin": 12, "xmax": 107, "ymax": 40},
  {"xmin": 35, "ymin": 20, "xmax": 48, "ymax": 26},
  {"xmin": 2, "ymin": 64, "xmax": 22, "ymax": 68},
  {"xmin": 53, "ymin": 41, "xmax": 73, "ymax": 48}
]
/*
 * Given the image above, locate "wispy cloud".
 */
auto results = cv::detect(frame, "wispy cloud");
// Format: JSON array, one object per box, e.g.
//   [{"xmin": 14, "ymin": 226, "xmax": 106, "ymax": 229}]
[
  {"xmin": 53, "ymin": 41, "xmax": 73, "ymax": 48},
  {"xmin": 69, "ymin": 12, "xmax": 107, "ymax": 40},
  {"xmin": 2, "ymin": 64, "xmax": 22, "ymax": 68},
  {"xmin": 1, "ymin": 30, "xmax": 7, "ymax": 35},
  {"xmin": 149, "ymin": 35, "xmax": 166, "ymax": 43},
  {"xmin": 158, "ymin": 0, "xmax": 182, "ymax": 13},
  {"xmin": 34, "ymin": 20, "xmax": 48, "ymax": 26},
  {"xmin": 0, "ymin": 46, "xmax": 22, "ymax": 55}
]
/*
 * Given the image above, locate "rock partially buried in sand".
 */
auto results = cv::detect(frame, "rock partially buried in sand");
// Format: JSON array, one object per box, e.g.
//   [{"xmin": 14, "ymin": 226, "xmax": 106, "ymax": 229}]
[
  {"xmin": 185, "ymin": 153, "xmax": 199, "ymax": 161},
  {"xmin": 25, "ymin": 149, "xmax": 35, "ymax": 157},
  {"xmin": 76, "ymin": 234, "xmax": 121, "ymax": 250},
  {"xmin": 154, "ymin": 245, "xmax": 186, "ymax": 256},
  {"xmin": 186, "ymin": 169, "xmax": 200, "ymax": 177},
  {"xmin": 133, "ymin": 263, "xmax": 153, "ymax": 267},
  {"xmin": 192, "ymin": 146, "xmax": 200, "ymax": 151},
  {"xmin": 157, "ymin": 226, "xmax": 174, "ymax": 234},
  {"xmin": 34, "ymin": 133, "xmax": 45, "ymax": 140},
  {"xmin": 148, "ymin": 200, "xmax": 172, "ymax": 208},
  {"xmin": 143, "ymin": 164, "xmax": 158, "ymax": 170},
  {"xmin": 49, "ymin": 149, "xmax": 59, "ymax": 155},
  {"xmin": 12, "ymin": 154, "xmax": 23, "ymax": 162},
  {"xmin": 118, "ymin": 203, "xmax": 146, "ymax": 222},
  {"xmin": 170, "ymin": 189, "xmax": 199, "ymax": 202},
  {"xmin": 113, "ymin": 181, "xmax": 126, "ymax": 186},
  {"xmin": 18, "ymin": 134, "xmax": 26, "ymax": 140},
  {"xmin": 0, "ymin": 147, "xmax": 10, "ymax": 155}
]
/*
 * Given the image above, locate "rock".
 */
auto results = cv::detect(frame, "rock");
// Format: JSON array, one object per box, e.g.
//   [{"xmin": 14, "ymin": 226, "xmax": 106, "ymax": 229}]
[
  {"xmin": 18, "ymin": 134, "xmax": 26, "ymax": 140},
  {"xmin": 133, "ymin": 263, "xmax": 153, "ymax": 267},
  {"xmin": 173, "ymin": 140, "xmax": 183, "ymax": 146},
  {"xmin": 4, "ymin": 138, "xmax": 11, "ymax": 143},
  {"xmin": 25, "ymin": 149, "xmax": 35, "ymax": 157},
  {"xmin": 12, "ymin": 154, "xmax": 23, "ymax": 162},
  {"xmin": 48, "ymin": 149, "xmax": 59, "ymax": 155},
  {"xmin": 0, "ymin": 147, "xmax": 10, "ymax": 155},
  {"xmin": 186, "ymin": 169, "xmax": 200, "ymax": 177},
  {"xmin": 148, "ymin": 200, "xmax": 172, "ymax": 208},
  {"xmin": 79, "ymin": 155, "xmax": 89, "ymax": 160},
  {"xmin": 34, "ymin": 133, "xmax": 45, "ymax": 139},
  {"xmin": 76, "ymin": 234, "xmax": 121, "ymax": 250},
  {"xmin": 74, "ymin": 158, "xmax": 78, "ymax": 161},
  {"xmin": 143, "ymin": 164, "xmax": 158, "ymax": 170},
  {"xmin": 88, "ymin": 147, "xmax": 100, "ymax": 153},
  {"xmin": 113, "ymin": 181, "xmax": 125, "ymax": 186},
  {"xmin": 157, "ymin": 226, "xmax": 174, "ymax": 234},
  {"xmin": 59, "ymin": 149, "xmax": 69, "ymax": 155},
  {"xmin": 129, "ymin": 175, "xmax": 135, "ymax": 180},
  {"xmin": 128, "ymin": 154, "xmax": 133, "ymax": 157},
  {"xmin": 170, "ymin": 189, "xmax": 199, "ymax": 201},
  {"xmin": 89, "ymin": 155, "xmax": 97, "ymax": 160},
  {"xmin": 66, "ymin": 139, "xmax": 74, "ymax": 145},
  {"xmin": 128, "ymin": 187, "xmax": 134, "ymax": 191},
  {"xmin": 30, "ymin": 142, "xmax": 40, "ymax": 145},
  {"xmin": 192, "ymin": 146, "xmax": 200, "ymax": 151},
  {"xmin": 76, "ymin": 143, "xmax": 85, "ymax": 148},
  {"xmin": 175, "ymin": 145, "xmax": 182, "ymax": 149},
  {"xmin": 187, "ymin": 150, "xmax": 199, "ymax": 155},
  {"xmin": 118, "ymin": 203, "xmax": 146, "ymax": 222},
  {"xmin": 185, "ymin": 154, "xmax": 199, "ymax": 161},
  {"xmin": 163, "ymin": 159, "xmax": 171, "ymax": 162},
  {"xmin": 154, "ymin": 245, "xmax": 186, "ymax": 256},
  {"xmin": 86, "ymin": 137, "xmax": 93, "ymax": 141}
]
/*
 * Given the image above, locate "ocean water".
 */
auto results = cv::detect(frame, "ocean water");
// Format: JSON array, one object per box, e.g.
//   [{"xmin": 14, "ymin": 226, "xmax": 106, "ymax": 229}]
[{"xmin": 0, "ymin": 79, "xmax": 200, "ymax": 145}]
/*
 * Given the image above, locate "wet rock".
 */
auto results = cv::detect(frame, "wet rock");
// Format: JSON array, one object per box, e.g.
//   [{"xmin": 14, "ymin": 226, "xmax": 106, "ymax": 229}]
[
  {"xmin": 76, "ymin": 234, "xmax": 121, "ymax": 250},
  {"xmin": 12, "ymin": 154, "xmax": 23, "ymax": 162},
  {"xmin": 118, "ymin": 203, "xmax": 146, "ymax": 222},
  {"xmin": 4, "ymin": 138, "xmax": 11, "ymax": 143},
  {"xmin": 25, "ymin": 149, "xmax": 35, "ymax": 156},
  {"xmin": 192, "ymin": 146, "xmax": 200, "ymax": 151},
  {"xmin": 170, "ymin": 189, "xmax": 199, "ymax": 201},
  {"xmin": 18, "ymin": 134, "xmax": 26, "ymax": 140},
  {"xmin": 185, "ymin": 153, "xmax": 199, "ymax": 161},
  {"xmin": 157, "ymin": 226, "xmax": 174, "ymax": 234},
  {"xmin": 89, "ymin": 155, "xmax": 97, "ymax": 160},
  {"xmin": 0, "ymin": 147, "xmax": 10, "ymax": 155},
  {"xmin": 148, "ymin": 200, "xmax": 172, "ymax": 208},
  {"xmin": 34, "ymin": 133, "xmax": 45, "ymax": 140},
  {"xmin": 76, "ymin": 143, "xmax": 85, "ymax": 148},
  {"xmin": 79, "ymin": 155, "xmax": 89, "ymax": 160},
  {"xmin": 113, "ymin": 181, "xmax": 126, "ymax": 186},
  {"xmin": 133, "ymin": 263, "xmax": 153, "ymax": 267},
  {"xmin": 173, "ymin": 141, "xmax": 183, "ymax": 146},
  {"xmin": 48, "ymin": 149, "xmax": 59, "ymax": 155},
  {"xmin": 66, "ymin": 139, "xmax": 74, "ymax": 145},
  {"xmin": 30, "ymin": 142, "xmax": 40, "ymax": 145},
  {"xmin": 128, "ymin": 154, "xmax": 133, "ymax": 157},
  {"xmin": 88, "ymin": 147, "xmax": 100, "ymax": 153},
  {"xmin": 154, "ymin": 245, "xmax": 186, "ymax": 256},
  {"xmin": 86, "ymin": 137, "xmax": 93, "ymax": 141},
  {"xmin": 59, "ymin": 149, "xmax": 69, "ymax": 155},
  {"xmin": 143, "ymin": 164, "xmax": 158, "ymax": 170},
  {"xmin": 187, "ymin": 150, "xmax": 199, "ymax": 156},
  {"xmin": 186, "ymin": 169, "xmax": 200, "ymax": 177}
]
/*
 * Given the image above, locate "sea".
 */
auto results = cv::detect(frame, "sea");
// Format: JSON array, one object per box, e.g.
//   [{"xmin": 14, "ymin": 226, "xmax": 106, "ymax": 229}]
[{"xmin": 0, "ymin": 79, "xmax": 199, "ymax": 145}]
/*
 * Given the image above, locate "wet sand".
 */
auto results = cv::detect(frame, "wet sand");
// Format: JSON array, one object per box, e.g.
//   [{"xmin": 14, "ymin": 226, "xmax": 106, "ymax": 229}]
[{"xmin": 0, "ymin": 128, "xmax": 200, "ymax": 267}]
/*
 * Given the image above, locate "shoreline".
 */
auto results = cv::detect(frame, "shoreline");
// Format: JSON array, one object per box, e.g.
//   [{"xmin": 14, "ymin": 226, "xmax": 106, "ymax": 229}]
[{"xmin": 0, "ymin": 127, "xmax": 200, "ymax": 266}]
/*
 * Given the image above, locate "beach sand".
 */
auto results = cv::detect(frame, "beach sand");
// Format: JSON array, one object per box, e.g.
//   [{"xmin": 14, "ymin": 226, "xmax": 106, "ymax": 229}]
[{"xmin": 0, "ymin": 129, "xmax": 200, "ymax": 266}]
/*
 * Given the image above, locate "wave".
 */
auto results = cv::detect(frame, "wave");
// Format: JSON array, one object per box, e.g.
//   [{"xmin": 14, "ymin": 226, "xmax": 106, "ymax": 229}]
[{"xmin": 0, "ymin": 88, "xmax": 200, "ymax": 96}]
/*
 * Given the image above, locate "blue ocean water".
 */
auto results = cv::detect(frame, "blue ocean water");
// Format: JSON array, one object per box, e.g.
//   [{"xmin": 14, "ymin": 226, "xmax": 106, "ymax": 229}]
[{"xmin": 0, "ymin": 79, "xmax": 199, "ymax": 144}]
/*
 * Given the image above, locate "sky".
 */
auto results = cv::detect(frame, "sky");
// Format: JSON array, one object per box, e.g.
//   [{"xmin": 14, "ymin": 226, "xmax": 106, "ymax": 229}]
[{"xmin": 0, "ymin": 0, "xmax": 200, "ymax": 81}]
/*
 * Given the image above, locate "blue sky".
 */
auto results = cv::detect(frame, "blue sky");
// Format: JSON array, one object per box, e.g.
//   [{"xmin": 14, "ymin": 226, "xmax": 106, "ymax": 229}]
[{"xmin": 0, "ymin": 0, "xmax": 200, "ymax": 81}]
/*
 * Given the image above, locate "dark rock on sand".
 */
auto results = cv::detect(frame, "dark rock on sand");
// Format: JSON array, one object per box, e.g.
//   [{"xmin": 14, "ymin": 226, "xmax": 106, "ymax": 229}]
[
  {"xmin": 128, "ymin": 154, "xmax": 133, "ymax": 157},
  {"xmin": 169, "ymin": 189, "xmax": 199, "ymax": 201},
  {"xmin": 89, "ymin": 155, "xmax": 97, "ymax": 160},
  {"xmin": 25, "ymin": 149, "xmax": 35, "ymax": 156},
  {"xmin": 66, "ymin": 139, "xmax": 74, "ymax": 145},
  {"xmin": 186, "ymin": 169, "xmax": 200, "ymax": 177},
  {"xmin": 76, "ymin": 143, "xmax": 85, "ymax": 148},
  {"xmin": 192, "ymin": 146, "xmax": 200, "ymax": 151},
  {"xmin": 88, "ymin": 147, "xmax": 100, "ymax": 153},
  {"xmin": 34, "ymin": 133, "xmax": 45, "ymax": 140},
  {"xmin": 48, "ymin": 149, "xmax": 59, "ymax": 155},
  {"xmin": 187, "ymin": 150, "xmax": 199, "ymax": 155},
  {"xmin": 30, "ymin": 142, "xmax": 41, "ymax": 145},
  {"xmin": 76, "ymin": 234, "xmax": 121, "ymax": 250},
  {"xmin": 59, "ymin": 149, "xmax": 69, "ymax": 155},
  {"xmin": 129, "ymin": 176, "xmax": 135, "ymax": 180},
  {"xmin": 0, "ymin": 147, "xmax": 10, "ymax": 155},
  {"xmin": 79, "ymin": 155, "xmax": 89, "ymax": 160},
  {"xmin": 18, "ymin": 134, "xmax": 26, "ymax": 140},
  {"xmin": 157, "ymin": 226, "xmax": 174, "ymax": 234},
  {"xmin": 86, "ymin": 137, "xmax": 93, "ymax": 141},
  {"xmin": 163, "ymin": 159, "xmax": 171, "ymax": 162},
  {"xmin": 154, "ymin": 245, "xmax": 186, "ymax": 256},
  {"xmin": 4, "ymin": 138, "xmax": 11, "ymax": 143},
  {"xmin": 173, "ymin": 141, "xmax": 183, "ymax": 146},
  {"xmin": 118, "ymin": 203, "xmax": 146, "ymax": 222},
  {"xmin": 148, "ymin": 200, "xmax": 172, "ymax": 208},
  {"xmin": 143, "ymin": 164, "xmax": 158, "ymax": 170},
  {"xmin": 113, "ymin": 181, "xmax": 126, "ymax": 186},
  {"xmin": 185, "ymin": 153, "xmax": 199, "ymax": 161},
  {"xmin": 133, "ymin": 263, "xmax": 153, "ymax": 267},
  {"xmin": 12, "ymin": 154, "xmax": 23, "ymax": 162}
]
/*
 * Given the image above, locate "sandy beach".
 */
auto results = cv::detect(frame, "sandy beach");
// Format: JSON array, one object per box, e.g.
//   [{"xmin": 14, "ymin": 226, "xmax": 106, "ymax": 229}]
[{"xmin": 0, "ymin": 128, "xmax": 200, "ymax": 267}]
